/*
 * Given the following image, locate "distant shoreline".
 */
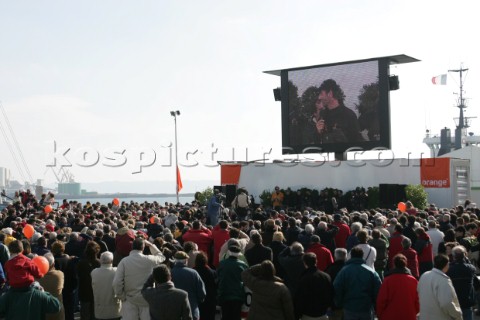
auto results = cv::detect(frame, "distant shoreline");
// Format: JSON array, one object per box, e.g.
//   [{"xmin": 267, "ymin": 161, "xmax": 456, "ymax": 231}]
[{"xmin": 57, "ymin": 193, "xmax": 196, "ymax": 199}]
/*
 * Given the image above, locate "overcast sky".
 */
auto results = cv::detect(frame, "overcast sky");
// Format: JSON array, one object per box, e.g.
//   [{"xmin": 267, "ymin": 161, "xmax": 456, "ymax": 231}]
[{"xmin": 1, "ymin": 0, "xmax": 479, "ymax": 193}]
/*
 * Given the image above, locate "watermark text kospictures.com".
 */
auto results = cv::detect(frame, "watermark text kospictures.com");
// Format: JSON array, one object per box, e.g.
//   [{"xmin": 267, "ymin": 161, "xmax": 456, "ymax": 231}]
[{"xmin": 45, "ymin": 141, "xmax": 430, "ymax": 174}]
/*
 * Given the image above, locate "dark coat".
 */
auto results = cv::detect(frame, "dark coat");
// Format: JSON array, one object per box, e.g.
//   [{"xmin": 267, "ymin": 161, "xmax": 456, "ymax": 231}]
[
  {"xmin": 447, "ymin": 258, "xmax": 476, "ymax": 308},
  {"xmin": 76, "ymin": 258, "xmax": 100, "ymax": 302},
  {"xmin": 141, "ymin": 277, "xmax": 192, "ymax": 320},
  {"xmin": 195, "ymin": 265, "xmax": 217, "ymax": 320},
  {"xmin": 0, "ymin": 287, "xmax": 61, "ymax": 320},
  {"xmin": 285, "ymin": 226, "xmax": 302, "ymax": 246},
  {"xmin": 269, "ymin": 240, "xmax": 287, "ymax": 279},
  {"xmin": 241, "ymin": 265, "xmax": 295, "ymax": 320},
  {"xmin": 316, "ymin": 225, "xmax": 339, "ymax": 254},
  {"xmin": 278, "ymin": 247, "xmax": 305, "ymax": 295},
  {"xmin": 294, "ymin": 267, "xmax": 333, "ymax": 318},
  {"xmin": 245, "ymin": 244, "xmax": 273, "ymax": 267}
]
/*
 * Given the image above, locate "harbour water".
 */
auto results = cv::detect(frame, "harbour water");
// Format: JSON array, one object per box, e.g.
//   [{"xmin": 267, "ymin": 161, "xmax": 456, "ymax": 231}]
[{"xmin": 56, "ymin": 195, "xmax": 194, "ymax": 205}]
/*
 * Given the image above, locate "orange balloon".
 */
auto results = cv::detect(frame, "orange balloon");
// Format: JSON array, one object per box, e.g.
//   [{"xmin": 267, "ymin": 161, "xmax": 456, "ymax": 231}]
[
  {"xmin": 23, "ymin": 224, "xmax": 35, "ymax": 239},
  {"xmin": 113, "ymin": 198, "xmax": 120, "ymax": 206},
  {"xmin": 32, "ymin": 256, "xmax": 49, "ymax": 277},
  {"xmin": 397, "ymin": 202, "xmax": 407, "ymax": 212},
  {"xmin": 44, "ymin": 205, "xmax": 53, "ymax": 214},
  {"xmin": 150, "ymin": 216, "xmax": 155, "ymax": 224}
]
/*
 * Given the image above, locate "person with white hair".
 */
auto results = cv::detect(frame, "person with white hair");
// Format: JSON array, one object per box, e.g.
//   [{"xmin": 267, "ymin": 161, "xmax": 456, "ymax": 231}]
[
  {"xmin": 346, "ymin": 222, "xmax": 362, "ymax": 252},
  {"xmin": 38, "ymin": 252, "xmax": 65, "ymax": 320},
  {"xmin": 91, "ymin": 251, "xmax": 121, "ymax": 320},
  {"xmin": 298, "ymin": 223, "xmax": 315, "ymax": 250},
  {"xmin": 171, "ymin": 251, "xmax": 206, "ymax": 320},
  {"xmin": 279, "ymin": 242, "xmax": 305, "ymax": 295},
  {"xmin": 316, "ymin": 221, "xmax": 339, "ymax": 254},
  {"xmin": 447, "ymin": 246, "xmax": 476, "ymax": 319},
  {"xmin": 426, "ymin": 220, "xmax": 444, "ymax": 256}
]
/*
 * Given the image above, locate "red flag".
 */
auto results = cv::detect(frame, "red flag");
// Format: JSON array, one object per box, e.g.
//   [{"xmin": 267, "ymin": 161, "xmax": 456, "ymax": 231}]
[{"xmin": 176, "ymin": 166, "xmax": 183, "ymax": 192}]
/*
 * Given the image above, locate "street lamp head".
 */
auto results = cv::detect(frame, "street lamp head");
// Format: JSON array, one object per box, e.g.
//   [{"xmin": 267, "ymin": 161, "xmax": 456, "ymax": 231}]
[
  {"xmin": 170, "ymin": 110, "xmax": 181, "ymax": 117},
  {"xmin": 176, "ymin": 110, "xmax": 180, "ymax": 116}
]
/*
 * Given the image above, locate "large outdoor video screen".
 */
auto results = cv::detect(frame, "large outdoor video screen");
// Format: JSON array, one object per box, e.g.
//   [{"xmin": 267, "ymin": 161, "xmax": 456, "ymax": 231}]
[{"xmin": 281, "ymin": 58, "xmax": 391, "ymax": 154}]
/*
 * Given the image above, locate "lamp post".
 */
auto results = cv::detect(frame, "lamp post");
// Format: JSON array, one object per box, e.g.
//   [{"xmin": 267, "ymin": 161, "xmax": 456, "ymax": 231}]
[{"xmin": 170, "ymin": 110, "xmax": 180, "ymax": 204}]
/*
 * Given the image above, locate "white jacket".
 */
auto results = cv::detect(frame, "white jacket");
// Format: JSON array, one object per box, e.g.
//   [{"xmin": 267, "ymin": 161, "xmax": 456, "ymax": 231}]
[
  {"xmin": 91, "ymin": 264, "xmax": 121, "ymax": 319},
  {"xmin": 418, "ymin": 268, "xmax": 462, "ymax": 320},
  {"xmin": 113, "ymin": 245, "xmax": 165, "ymax": 307}
]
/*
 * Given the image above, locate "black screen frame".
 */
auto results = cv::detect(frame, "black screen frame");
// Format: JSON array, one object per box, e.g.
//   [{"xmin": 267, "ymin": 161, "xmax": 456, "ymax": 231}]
[{"xmin": 281, "ymin": 57, "xmax": 391, "ymax": 155}]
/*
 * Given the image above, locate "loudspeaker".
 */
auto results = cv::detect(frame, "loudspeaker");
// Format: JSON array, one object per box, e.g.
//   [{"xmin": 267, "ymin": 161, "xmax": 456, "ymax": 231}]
[
  {"xmin": 379, "ymin": 184, "xmax": 407, "ymax": 209},
  {"xmin": 225, "ymin": 184, "xmax": 237, "ymax": 205},
  {"xmin": 213, "ymin": 186, "xmax": 224, "ymax": 193},
  {"xmin": 273, "ymin": 88, "xmax": 282, "ymax": 101},
  {"xmin": 379, "ymin": 184, "xmax": 391, "ymax": 208},
  {"xmin": 389, "ymin": 75, "xmax": 399, "ymax": 91}
]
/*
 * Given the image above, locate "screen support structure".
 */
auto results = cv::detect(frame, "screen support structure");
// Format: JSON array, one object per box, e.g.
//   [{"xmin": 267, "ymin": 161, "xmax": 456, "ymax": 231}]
[{"xmin": 334, "ymin": 152, "xmax": 345, "ymax": 161}]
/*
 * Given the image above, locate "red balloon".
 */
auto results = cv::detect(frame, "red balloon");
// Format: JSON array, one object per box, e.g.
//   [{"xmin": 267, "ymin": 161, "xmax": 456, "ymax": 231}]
[
  {"xmin": 32, "ymin": 256, "xmax": 49, "ymax": 277},
  {"xmin": 23, "ymin": 224, "xmax": 35, "ymax": 239},
  {"xmin": 44, "ymin": 205, "xmax": 53, "ymax": 214},
  {"xmin": 397, "ymin": 202, "xmax": 407, "ymax": 213},
  {"xmin": 113, "ymin": 198, "xmax": 120, "ymax": 206}
]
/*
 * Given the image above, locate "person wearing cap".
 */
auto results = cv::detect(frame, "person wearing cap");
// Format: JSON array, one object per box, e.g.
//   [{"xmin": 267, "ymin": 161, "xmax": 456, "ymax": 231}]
[
  {"xmin": 218, "ymin": 228, "xmax": 250, "ymax": 262},
  {"xmin": 2, "ymin": 227, "xmax": 16, "ymax": 246},
  {"xmin": 113, "ymin": 237, "xmax": 166, "ymax": 320},
  {"xmin": 217, "ymin": 241, "xmax": 248, "ymax": 320},
  {"xmin": 142, "ymin": 264, "xmax": 193, "ymax": 320},
  {"xmin": 38, "ymin": 252, "xmax": 65, "ymax": 320},
  {"xmin": 171, "ymin": 251, "xmax": 206, "ymax": 320}
]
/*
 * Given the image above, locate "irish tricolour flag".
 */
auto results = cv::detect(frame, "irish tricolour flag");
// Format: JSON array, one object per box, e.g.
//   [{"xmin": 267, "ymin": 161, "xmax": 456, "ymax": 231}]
[{"xmin": 432, "ymin": 74, "xmax": 447, "ymax": 85}]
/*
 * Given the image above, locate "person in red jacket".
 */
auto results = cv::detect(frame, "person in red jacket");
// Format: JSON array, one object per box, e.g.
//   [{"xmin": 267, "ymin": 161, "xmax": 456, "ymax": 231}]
[
  {"xmin": 376, "ymin": 254, "xmax": 419, "ymax": 320},
  {"xmin": 332, "ymin": 213, "xmax": 350, "ymax": 249},
  {"xmin": 5, "ymin": 240, "xmax": 42, "ymax": 288},
  {"xmin": 212, "ymin": 220, "xmax": 230, "ymax": 267},
  {"xmin": 306, "ymin": 235, "xmax": 333, "ymax": 271},
  {"xmin": 182, "ymin": 220, "xmax": 213, "ymax": 260},
  {"xmin": 113, "ymin": 220, "xmax": 135, "ymax": 266},
  {"xmin": 400, "ymin": 237, "xmax": 419, "ymax": 279},
  {"xmin": 414, "ymin": 227, "xmax": 433, "ymax": 276},
  {"xmin": 388, "ymin": 224, "xmax": 406, "ymax": 269}
]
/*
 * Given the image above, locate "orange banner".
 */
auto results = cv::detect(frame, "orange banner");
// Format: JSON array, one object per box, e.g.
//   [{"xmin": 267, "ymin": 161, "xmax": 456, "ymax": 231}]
[
  {"xmin": 221, "ymin": 165, "xmax": 242, "ymax": 185},
  {"xmin": 420, "ymin": 158, "xmax": 450, "ymax": 188}
]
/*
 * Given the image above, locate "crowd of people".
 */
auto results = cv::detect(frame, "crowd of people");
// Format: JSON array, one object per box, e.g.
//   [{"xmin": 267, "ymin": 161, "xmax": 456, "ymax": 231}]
[{"xmin": 0, "ymin": 187, "xmax": 479, "ymax": 320}]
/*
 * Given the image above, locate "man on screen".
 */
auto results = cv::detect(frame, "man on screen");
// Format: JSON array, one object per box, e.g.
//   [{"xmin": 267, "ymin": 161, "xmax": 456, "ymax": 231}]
[{"xmin": 314, "ymin": 79, "xmax": 364, "ymax": 143}]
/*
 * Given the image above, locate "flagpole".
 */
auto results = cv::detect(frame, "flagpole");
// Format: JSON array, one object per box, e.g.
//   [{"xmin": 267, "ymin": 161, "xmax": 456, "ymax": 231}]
[{"xmin": 170, "ymin": 110, "xmax": 180, "ymax": 204}]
